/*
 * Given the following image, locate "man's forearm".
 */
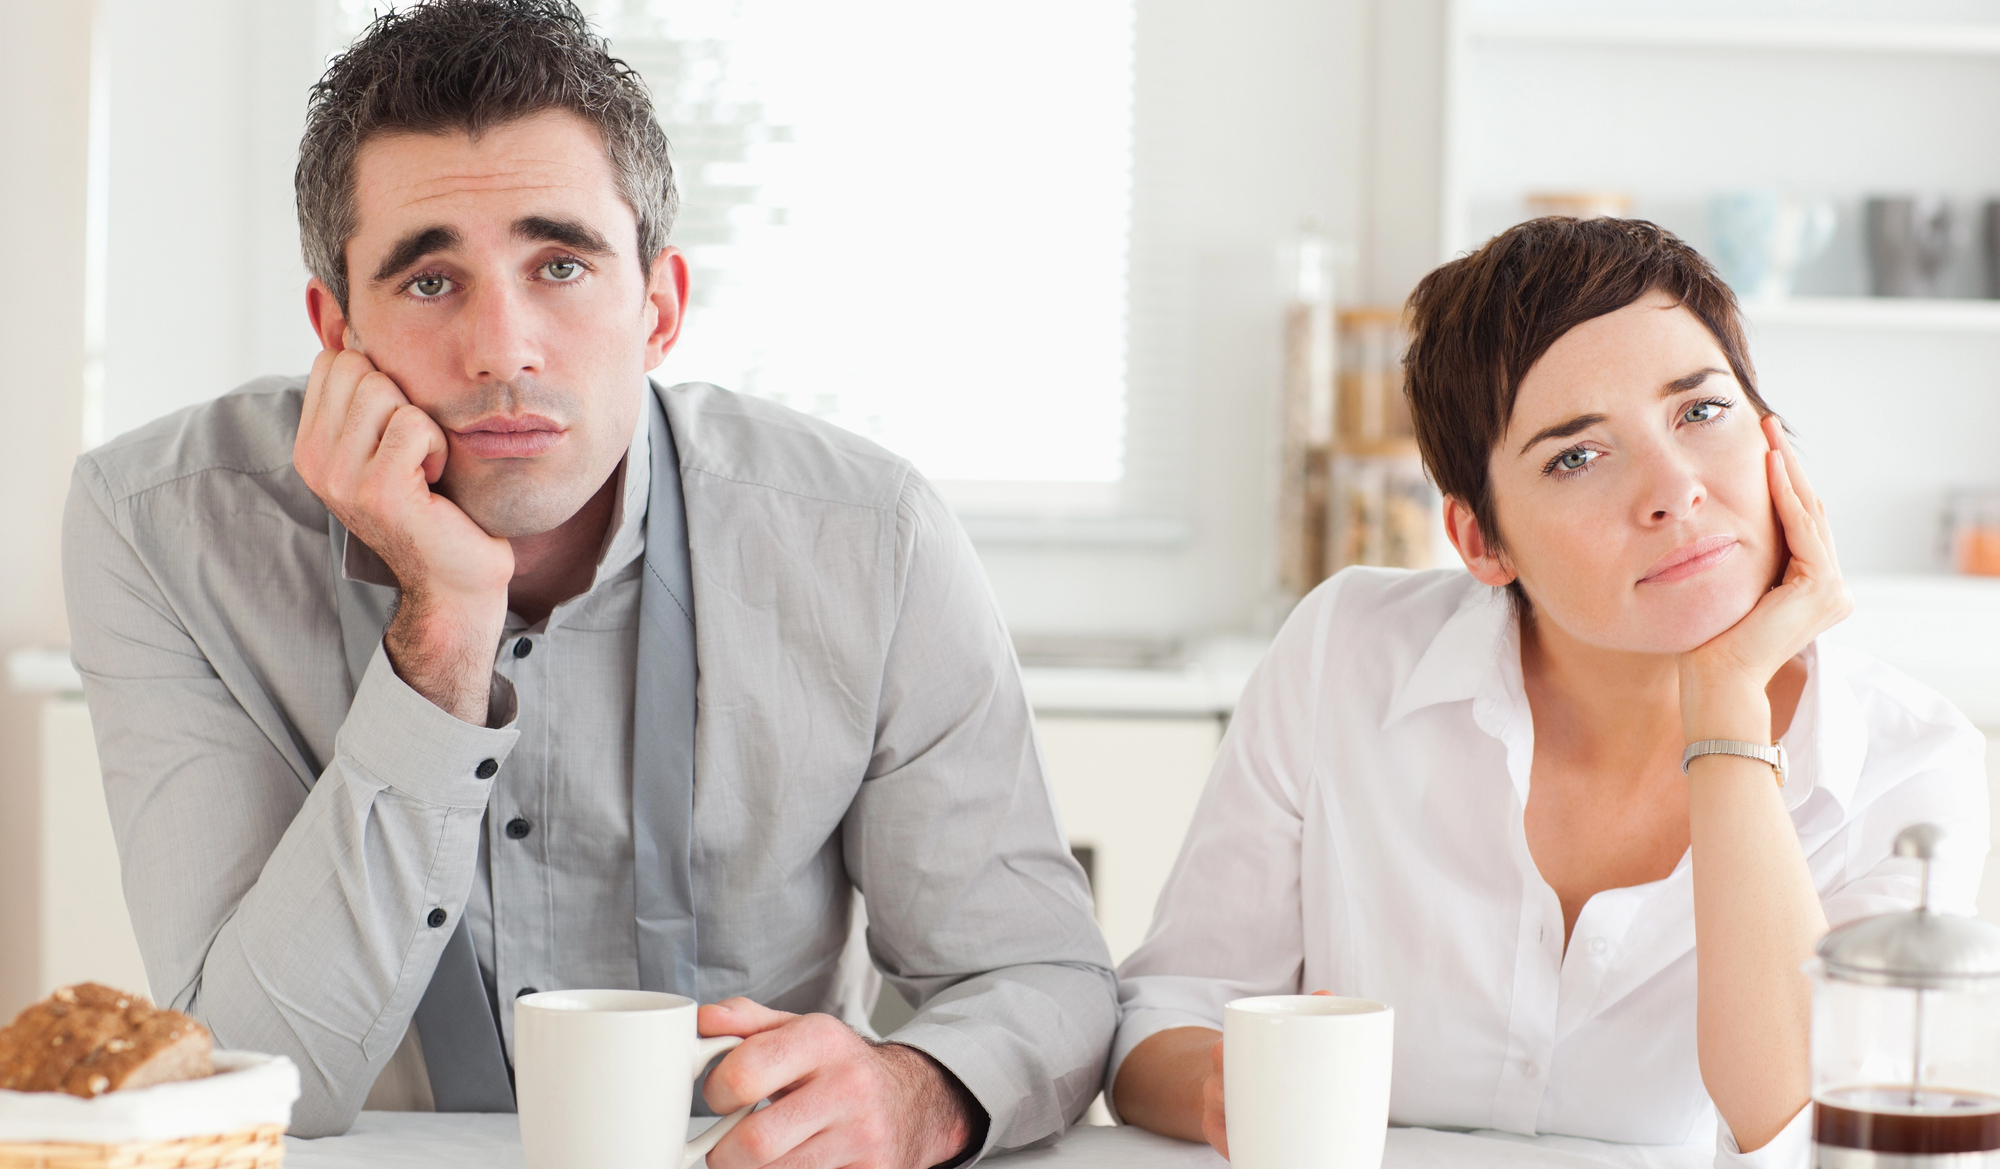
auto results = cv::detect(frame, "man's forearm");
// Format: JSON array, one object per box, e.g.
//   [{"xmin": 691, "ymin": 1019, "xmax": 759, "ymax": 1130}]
[
  {"xmin": 182, "ymin": 647, "xmax": 512, "ymax": 1136},
  {"xmin": 878, "ymin": 1042, "xmax": 984, "ymax": 1167},
  {"xmin": 383, "ymin": 586, "xmax": 506, "ymax": 725}
]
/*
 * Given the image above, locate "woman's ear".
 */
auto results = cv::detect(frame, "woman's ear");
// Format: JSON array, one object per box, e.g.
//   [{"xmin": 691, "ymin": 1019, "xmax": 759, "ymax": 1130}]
[{"xmin": 1444, "ymin": 496, "xmax": 1517, "ymax": 588}]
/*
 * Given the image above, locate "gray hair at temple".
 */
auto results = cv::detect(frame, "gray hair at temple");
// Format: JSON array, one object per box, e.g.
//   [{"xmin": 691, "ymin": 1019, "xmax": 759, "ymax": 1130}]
[{"xmin": 294, "ymin": 0, "xmax": 677, "ymax": 310}]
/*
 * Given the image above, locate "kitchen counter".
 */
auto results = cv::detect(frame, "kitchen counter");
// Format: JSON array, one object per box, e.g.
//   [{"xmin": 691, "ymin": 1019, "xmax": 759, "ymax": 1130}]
[{"xmin": 284, "ymin": 1111, "xmax": 1712, "ymax": 1169}]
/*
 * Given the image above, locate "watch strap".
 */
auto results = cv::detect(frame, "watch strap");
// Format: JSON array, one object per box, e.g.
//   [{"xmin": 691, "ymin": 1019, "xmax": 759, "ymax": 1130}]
[{"xmin": 1681, "ymin": 739, "xmax": 1787, "ymax": 785}]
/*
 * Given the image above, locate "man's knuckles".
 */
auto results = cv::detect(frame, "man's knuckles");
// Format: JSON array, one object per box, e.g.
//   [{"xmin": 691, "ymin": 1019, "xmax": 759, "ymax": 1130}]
[{"xmin": 727, "ymin": 1115, "xmax": 795, "ymax": 1165}]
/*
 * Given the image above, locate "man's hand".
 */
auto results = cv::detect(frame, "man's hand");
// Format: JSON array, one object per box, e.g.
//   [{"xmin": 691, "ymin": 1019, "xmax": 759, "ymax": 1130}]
[
  {"xmin": 699, "ymin": 998, "xmax": 981, "ymax": 1169},
  {"xmin": 293, "ymin": 347, "xmax": 513, "ymax": 723}
]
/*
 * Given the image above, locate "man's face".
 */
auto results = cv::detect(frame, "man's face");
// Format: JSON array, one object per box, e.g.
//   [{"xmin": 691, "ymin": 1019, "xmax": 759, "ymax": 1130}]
[{"xmin": 315, "ymin": 109, "xmax": 685, "ymax": 538}]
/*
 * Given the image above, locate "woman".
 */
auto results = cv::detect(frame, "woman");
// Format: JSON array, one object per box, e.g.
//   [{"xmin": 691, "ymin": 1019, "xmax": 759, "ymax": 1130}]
[{"xmin": 1109, "ymin": 218, "xmax": 1988, "ymax": 1167}]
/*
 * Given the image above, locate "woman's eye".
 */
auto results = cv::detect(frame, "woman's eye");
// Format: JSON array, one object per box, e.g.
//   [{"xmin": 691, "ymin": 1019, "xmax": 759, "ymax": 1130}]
[
  {"xmin": 544, "ymin": 259, "xmax": 582, "ymax": 281},
  {"xmin": 1683, "ymin": 400, "xmax": 1721, "ymax": 424},
  {"xmin": 410, "ymin": 275, "xmax": 451, "ymax": 298},
  {"xmin": 1554, "ymin": 448, "xmax": 1597, "ymax": 473}
]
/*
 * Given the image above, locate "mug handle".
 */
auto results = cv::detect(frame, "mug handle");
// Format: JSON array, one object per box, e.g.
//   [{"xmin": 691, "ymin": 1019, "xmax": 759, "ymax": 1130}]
[{"xmin": 681, "ymin": 1034, "xmax": 750, "ymax": 1169}]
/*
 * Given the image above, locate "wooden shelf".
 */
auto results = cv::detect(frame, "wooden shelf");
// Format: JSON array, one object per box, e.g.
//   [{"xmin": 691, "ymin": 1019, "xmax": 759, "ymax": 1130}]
[
  {"xmin": 1464, "ymin": 17, "xmax": 2000, "ymax": 57},
  {"xmin": 1743, "ymin": 296, "xmax": 2000, "ymax": 333}
]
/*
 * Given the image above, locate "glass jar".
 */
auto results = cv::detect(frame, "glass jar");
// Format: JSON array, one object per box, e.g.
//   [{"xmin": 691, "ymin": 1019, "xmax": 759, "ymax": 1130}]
[{"xmin": 1811, "ymin": 825, "xmax": 2000, "ymax": 1168}]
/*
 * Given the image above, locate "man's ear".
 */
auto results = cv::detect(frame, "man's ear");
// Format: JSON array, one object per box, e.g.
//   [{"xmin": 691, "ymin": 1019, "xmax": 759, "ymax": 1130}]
[
  {"xmin": 640, "ymin": 246, "xmax": 690, "ymax": 369},
  {"xmin": 1444, "ymin": 496, "xmax": 1517, "ymax": 588},
  {"xmin": 306, "ymin": 279, "xmax": 350, "ymax": 352}
]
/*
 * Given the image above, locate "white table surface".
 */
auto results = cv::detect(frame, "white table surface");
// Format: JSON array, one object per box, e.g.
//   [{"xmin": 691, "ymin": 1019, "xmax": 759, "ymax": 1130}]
[{"xmin": 283, "ymin": 1112, "xmax": 1712, "ymax": 1169}]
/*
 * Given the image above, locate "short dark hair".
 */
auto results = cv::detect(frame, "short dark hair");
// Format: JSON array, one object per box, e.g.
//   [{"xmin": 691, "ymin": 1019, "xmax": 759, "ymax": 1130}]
[
  {"xmin": 296, "ymin": 0, "xmax": 675, "ymax": 310},
  {"xmin": 1403, "ymin": 216, "xmax": 1772, "ymax": 559}
]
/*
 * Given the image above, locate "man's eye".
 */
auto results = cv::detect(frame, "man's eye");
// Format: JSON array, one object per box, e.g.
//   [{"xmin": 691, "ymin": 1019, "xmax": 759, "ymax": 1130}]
[
  {"xmin": 544, "ymin": 259, "xmax": 582, "ymax": 281},
  {"xmin": 410, "ymin": 275, "xmax": 451, "ymax": 298}
]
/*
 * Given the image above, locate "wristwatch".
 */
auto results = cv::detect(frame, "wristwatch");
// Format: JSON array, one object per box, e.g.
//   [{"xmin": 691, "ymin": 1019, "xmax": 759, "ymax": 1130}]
[{"xmin": 1681, "ymin": 739, "xmax": 1787, "ymax": 785}]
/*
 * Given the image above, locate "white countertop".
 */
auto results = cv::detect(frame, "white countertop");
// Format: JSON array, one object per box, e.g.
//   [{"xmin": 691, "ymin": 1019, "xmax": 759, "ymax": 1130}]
[
  {"xmin": 283, "ymin": 1111, "xmax": 1711, "ymax": 1169},
  {"xmin": 13, "ymin": 573, "xmax": 1998, "ymax": 725},
  {"xmin": 1022, "ymin": 575, "xmax": 2000, "ymax": 725}
]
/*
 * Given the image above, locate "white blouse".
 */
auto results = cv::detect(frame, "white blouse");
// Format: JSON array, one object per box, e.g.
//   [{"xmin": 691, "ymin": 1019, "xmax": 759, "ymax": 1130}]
[{"xmin": 1111, "ymin": 568, "xmax": 1989, "ymax": 1169}]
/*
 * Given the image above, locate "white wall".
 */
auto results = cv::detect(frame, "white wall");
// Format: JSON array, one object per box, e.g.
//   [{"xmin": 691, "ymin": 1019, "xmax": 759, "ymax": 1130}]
[
  {"xmin": 0, "ymin": 0, "xmax": 94, "ymax": 1020},
  {"xmin": 85, "ymin": 0, "xmax": 1409, "ymax": 645},
  {"xmin": 99, "ymin": 0, "xmax": 323, "ymax": 442}
]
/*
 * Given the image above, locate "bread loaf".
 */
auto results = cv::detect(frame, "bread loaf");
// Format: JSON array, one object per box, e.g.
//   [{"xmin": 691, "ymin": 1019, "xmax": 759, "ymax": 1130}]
[{"xmin": 0, "ymin": 983, "xmax": 213, "ymax": 1098}]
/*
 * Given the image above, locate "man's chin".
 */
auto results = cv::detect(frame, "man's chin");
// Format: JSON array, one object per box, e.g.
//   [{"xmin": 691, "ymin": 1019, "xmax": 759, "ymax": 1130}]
[{"xmin": 443, "ymin": 476, "xmax": 592, "ymax": 540}]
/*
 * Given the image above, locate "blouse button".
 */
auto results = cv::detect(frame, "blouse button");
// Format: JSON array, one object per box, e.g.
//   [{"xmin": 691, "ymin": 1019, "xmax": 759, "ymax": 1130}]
[{"xmin": 1587, "ymin": 936, "xmax": 1608, "ymax": 956}]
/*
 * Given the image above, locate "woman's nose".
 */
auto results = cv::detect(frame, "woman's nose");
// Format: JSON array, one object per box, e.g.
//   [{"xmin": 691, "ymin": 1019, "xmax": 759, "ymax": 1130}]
[{"xmin": 1642, "ymin": 454, "xmax": 1705, "ymax": 524}]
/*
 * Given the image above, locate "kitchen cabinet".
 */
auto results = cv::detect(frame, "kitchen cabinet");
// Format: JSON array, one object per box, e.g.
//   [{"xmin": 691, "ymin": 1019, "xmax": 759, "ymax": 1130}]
[{"xmin": 1035, "ymin": 714, "xmax": 1224, "ymax": 965}]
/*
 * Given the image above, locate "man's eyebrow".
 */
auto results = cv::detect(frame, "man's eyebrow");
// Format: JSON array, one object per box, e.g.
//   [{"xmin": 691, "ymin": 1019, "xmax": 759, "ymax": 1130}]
[
  {"xmin": 370, "ymin": 226, "xmax": 462, "ymax": 285},
  {"xmin": 1663, "ymin": 367, "xmax": 1730, "ymax": 395},
  {"xmin": 514, "ymin": 215, "xmax": 615, "ymax": 256},
  {"xmin": 1516, "ymin": 413, "xmax": 1608, "ymax": 457}
]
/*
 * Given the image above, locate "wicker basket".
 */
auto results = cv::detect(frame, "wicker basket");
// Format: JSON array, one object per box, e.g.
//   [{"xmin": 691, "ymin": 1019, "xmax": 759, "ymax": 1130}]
[{"xmin": 0, "ymin": 1123, "xmax": 284, "ymax": 1169}]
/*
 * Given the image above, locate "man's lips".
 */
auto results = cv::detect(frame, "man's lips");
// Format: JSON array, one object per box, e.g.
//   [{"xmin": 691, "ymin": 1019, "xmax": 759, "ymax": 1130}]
[
  {"xmin": 1639, "ymin": 534, "xmax": 1739, "ymax": 585},
  {"xmin": 450, "ymin": 414, "xmax": 565, "ymax": 459}
]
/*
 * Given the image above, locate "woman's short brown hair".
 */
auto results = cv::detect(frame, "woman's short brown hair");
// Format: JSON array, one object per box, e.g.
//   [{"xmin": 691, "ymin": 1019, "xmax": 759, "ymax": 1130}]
[{"xmin": 1402, "ymin": 217, "xmax": 1773, "ymax": 556}]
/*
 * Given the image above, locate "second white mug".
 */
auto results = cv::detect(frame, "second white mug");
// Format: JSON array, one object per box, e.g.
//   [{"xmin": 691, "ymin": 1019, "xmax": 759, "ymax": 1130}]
[
  {"xmin": 1224, "ymin": 994, "xmax": 1394, "ymax": 1169},
  {"xmin": 514, "ymin": 989, "xmax": 750, "ymax": 1169}
]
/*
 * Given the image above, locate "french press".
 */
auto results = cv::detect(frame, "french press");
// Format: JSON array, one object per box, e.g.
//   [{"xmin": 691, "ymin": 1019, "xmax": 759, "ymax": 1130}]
[{"xmin": 1811, "ymin": 824, "xmax": 2000, "ymax": 1168}]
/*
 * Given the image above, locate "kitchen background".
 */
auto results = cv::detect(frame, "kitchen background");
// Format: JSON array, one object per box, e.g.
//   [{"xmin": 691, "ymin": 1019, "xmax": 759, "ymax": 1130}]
[{"xmin": 3, "ymin": 0, "xmax": 2000, "ymax": 1035}]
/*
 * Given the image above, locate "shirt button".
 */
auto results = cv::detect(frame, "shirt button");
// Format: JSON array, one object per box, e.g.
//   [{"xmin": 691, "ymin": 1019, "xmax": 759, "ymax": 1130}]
[
  {"xmin": 475, "ymin": 758, "xmax": 498, "ymax": 779},
  {"xmin": 427, "ymin": 908, "xmax": 448, "ymax": 928},
  {"xmin": 1588, "ymin": 936, "xmax": 1608, "ymax": 956},
  {"xmin": 513, "ymin": 637, "xmax": 533, "ymax": 659},
  {"xmin": 1519, "ymin": 1060, "xmax": 1539, "ymax": 1078},
  {"xmin": 506, "ymin": 817, "xmax": 533, "ymax": 840},
  {"xmin": 517, "ymin": 987, "xmax": 539, "ymax": 998}
]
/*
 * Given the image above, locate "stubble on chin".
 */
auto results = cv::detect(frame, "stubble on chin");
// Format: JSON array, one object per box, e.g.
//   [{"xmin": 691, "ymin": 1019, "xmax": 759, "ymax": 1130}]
[{"xmin": 440, "ymin": 463, "xmax": 594, "ymax": 539}]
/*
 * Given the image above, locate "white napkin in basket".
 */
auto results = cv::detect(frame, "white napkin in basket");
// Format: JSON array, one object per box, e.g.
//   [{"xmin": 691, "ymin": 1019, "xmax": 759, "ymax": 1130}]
[{"xmin": 0, "ymin": 1050, "xmax": 299, "ymax": 1144}]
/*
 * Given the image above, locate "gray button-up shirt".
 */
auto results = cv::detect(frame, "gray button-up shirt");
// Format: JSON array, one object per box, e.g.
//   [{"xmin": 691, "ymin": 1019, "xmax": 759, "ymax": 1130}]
[
  {"xmin": 63, "ymin": 377, "xmax": 1116, "ymax": 1155},
  {"xmin": 341, "ymin": 408, "xmax": 655, "ymax": 1054}
]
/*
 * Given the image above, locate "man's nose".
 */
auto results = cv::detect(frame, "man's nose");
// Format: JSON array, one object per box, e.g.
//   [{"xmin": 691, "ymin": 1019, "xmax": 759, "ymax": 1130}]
[{"xmin": 461, "ymin": 282, "xmax": 543, "ymax": 383}]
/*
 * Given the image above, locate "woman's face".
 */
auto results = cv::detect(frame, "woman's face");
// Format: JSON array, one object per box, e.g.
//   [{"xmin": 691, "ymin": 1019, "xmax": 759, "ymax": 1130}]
[{"xmin": 1468, "ymin": 291, "xmax": 1780, "ymax": 655}]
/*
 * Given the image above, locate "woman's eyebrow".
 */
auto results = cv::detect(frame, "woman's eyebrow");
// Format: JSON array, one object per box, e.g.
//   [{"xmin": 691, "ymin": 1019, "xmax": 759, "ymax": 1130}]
[
  {"xmin": 1516, "ymin": 412, "xmax": 1607, "ymax": 457},
  {"xmin": 1662, "ymin": 367, "xmax": 1730, "ymax": 395}
]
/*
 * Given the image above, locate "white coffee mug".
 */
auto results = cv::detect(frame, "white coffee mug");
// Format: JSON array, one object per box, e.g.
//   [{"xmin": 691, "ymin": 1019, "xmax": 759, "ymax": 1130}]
[
  {"xmin": 515, "ymin": 989, "xmax": 751, "ymax": 1169},
  {"xmin": 1224, "ymin": 995, "xmax": 1394, "ymax": 1169}
]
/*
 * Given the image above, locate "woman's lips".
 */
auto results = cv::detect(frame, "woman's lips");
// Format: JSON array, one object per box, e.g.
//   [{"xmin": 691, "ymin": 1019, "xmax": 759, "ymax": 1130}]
[
  {"xmin": 1640, "ymin": 534, "xmax": 1739, "ymax": 584},
  {"xmin": 451, "ymin": 415, "xmax": 565, "ymax": 459}
]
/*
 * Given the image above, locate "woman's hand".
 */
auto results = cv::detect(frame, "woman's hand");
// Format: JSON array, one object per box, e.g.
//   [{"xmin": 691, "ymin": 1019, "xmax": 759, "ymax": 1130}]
[
  {"xmin": 1114, "ymin": 992, "xmax": 1336, "ymax": 1156},
  {"xmin": 1679, "ymin": 414, "xmax": 1852, "ymax": 742},
  {"xmin": 1200, "ymin": 1035, "xmax": 1228, "ymax": 1159}
]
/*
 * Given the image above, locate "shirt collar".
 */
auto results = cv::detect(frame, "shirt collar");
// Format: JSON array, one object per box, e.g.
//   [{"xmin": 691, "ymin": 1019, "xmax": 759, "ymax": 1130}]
[
  {"xmin": 342, "ymin": 393, "xmax": 653, "ymax": 591},
  {"xmin": 1383, "ymin": 580, "xmax": 1521, "ymax": 728},
  {"xmin": 1380, "ymin": 574, "xmax": 1863, "ymax": 816}
]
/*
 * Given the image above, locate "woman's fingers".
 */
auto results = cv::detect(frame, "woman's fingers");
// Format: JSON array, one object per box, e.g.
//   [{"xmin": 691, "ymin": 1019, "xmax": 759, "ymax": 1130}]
[
  {"xmin": 1766, "ymin": 449, "xmax": 1830, "ymax": 575},
  {"xmin": 1765, "ymin": 415, "xmax": 1839, "ymax": 564}
]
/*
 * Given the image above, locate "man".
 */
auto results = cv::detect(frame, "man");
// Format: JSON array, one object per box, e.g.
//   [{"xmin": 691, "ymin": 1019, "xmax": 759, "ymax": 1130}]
[{"xmin": 60, "ymin": 1, "xmax": 1115, "ymax": 1164}]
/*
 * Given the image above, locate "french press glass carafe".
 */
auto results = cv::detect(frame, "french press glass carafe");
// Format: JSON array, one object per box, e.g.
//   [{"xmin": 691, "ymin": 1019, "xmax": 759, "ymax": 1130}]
[{"xmin": 1812, "ymin": 824, "xmax": 2000, "ymax": 1168}]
